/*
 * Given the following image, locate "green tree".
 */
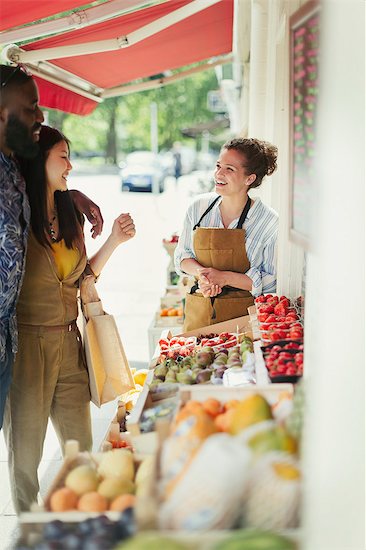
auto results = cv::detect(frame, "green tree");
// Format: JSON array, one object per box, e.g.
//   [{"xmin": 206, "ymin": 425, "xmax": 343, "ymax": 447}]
[{"xmin": 48, "ymin": 67, "xmax": 222, "ymax": 163}]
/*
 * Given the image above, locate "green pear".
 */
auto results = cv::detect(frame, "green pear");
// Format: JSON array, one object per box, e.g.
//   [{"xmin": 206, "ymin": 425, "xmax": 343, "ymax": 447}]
[
  {"xmin": 176, "ymin": 372, "xmax": 194, "ymax": 385},
  {"xmin": 154, "ymin": 364, "xmax": 168, "ymax": 380}
]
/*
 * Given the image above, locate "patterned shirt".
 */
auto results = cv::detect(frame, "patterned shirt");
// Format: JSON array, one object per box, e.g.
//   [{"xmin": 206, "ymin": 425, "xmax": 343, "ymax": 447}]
[
  {"xmin": 174, "ymin": 192, "xmax": 278, "ymax": 297},
  {"xmin": 0, "ymin": 152, "xmax": 30, "ymax": 360}
]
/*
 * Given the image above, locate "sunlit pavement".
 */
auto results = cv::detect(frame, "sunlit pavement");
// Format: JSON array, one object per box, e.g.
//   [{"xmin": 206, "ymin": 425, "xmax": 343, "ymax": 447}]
[{"xmin": 0, "ymin": 171, "xmax": 213, "ymax": 548}]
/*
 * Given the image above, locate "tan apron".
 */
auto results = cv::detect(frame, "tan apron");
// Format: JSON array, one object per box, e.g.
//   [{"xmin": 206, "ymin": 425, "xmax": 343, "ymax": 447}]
[{"xmin": 183, "ymin": 196, "xmax": 254, "ymax": 331}]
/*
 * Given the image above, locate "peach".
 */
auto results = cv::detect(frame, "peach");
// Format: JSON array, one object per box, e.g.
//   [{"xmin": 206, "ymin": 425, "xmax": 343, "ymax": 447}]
[
  {"xmin": 50, "ymin": 487, "xmax": 78, "ymax": 512},
  {"xmin": 77, "ymin": 491, "xmax": 108, "ymax": 512},
  {"xmin": 109, "ymin": 493, "xmax": 136, "ymax": 512}
]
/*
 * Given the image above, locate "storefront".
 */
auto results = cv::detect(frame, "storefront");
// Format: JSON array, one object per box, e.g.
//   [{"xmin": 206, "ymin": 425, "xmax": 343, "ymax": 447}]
[{"xmin": 0, "ymin": 1, "xmax": 364, "ymax": 548}]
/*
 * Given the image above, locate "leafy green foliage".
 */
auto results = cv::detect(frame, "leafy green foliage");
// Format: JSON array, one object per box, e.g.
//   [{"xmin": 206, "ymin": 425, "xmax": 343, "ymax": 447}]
[{"xmin": 46, "ymin": 68, "xmax": 221, "ymax": 163}]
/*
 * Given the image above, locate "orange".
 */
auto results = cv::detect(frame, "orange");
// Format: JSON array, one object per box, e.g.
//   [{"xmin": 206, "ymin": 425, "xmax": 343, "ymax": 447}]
[
  {"xmin": 175, "ymin": 401, "xmax": 203, "ymax": 424},
  {"xmin": 77, "ymin": 491, "xmax": 108, "ymax": 512},
  {"xmin": 50, "ymin": 487, "xmax": 78, "ymax": 512},
  {"xmin": 109, "ymin": 493, "xmax": 136, "ymax": 512},
  {"xmin": 202, "ymin": 398, "xmax": 223, "ymax": 418},
  {"xmin": 224, "ymin": 399, "xmax": 240, "ymax": 411},
  {"xmin": 185, "ymin": 400, "xmax": 203, "ymax": 413},
  {"xmin": 214, "ymin": 408, "xmax": 235, "ymax": 432}
]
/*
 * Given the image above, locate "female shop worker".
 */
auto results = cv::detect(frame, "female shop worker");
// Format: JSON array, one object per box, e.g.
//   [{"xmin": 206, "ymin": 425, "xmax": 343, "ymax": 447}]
[
  {"xmin": 174, "ymin": 138, "xmax": 278, "ymax": 331},
  {"xmin": 3, "ymin": 126, "xmax": 136, "ymax": 513}
]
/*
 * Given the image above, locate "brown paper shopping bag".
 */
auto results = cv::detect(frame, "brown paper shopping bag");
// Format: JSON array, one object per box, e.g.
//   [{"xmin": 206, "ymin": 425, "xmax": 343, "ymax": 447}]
[{"xmin": 80, "ymin": 277, "xmax": 135, "ymax": 407}]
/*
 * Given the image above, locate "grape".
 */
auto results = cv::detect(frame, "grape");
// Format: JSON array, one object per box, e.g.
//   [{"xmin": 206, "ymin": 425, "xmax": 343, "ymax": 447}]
[
  {"xmin": 34, "ymin": 542, "xmax": 62, "ymax": 550},
  {"xmin": 116, "ymin": 508, "xmax": 136, "ymax": 539},
  {"xmin": 75, "ymin": 518, "xmax": 94, "ymax": 537},
  {"xmin": 61, "ymin": 533, "xmax": 83, "ymax": 549},
  {"xmin": 82, "ymin": 535, "xmax": 112, "ymax": 550},
  {"xmin": 43, "ymin": 521, "xmax": 65, "ymax": 541}
]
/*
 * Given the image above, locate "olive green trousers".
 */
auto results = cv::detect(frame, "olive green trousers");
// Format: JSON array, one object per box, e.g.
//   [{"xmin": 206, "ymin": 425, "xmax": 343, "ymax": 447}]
[{"xmin": 3, "ymin": 327, "xmax": 92, "ymax": 513}]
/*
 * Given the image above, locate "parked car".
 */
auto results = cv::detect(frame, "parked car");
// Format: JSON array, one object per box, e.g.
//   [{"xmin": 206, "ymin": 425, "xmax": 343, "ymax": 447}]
[{"xmin": 119, "ymin": 151, "xmax": 165, "ymax": 192}]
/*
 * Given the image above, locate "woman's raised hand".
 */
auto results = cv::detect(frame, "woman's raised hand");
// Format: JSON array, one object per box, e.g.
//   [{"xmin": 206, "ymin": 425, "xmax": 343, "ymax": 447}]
[{"xmin": 111, "ymin": 213, "xmax": 136, "ymax": 244}]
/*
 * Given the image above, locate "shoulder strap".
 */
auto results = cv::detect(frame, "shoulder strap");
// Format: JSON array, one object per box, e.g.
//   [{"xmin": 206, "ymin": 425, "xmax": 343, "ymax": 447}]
[{"xmin": 193, "ymin": 196, "xmax": 221, "ymax": 230}]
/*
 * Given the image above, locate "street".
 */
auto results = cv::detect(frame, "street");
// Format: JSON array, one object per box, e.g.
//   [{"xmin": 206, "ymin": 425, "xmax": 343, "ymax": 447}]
[{"xmin": 70, "ymin": 170, "xmax": 198, "ymax": 363}]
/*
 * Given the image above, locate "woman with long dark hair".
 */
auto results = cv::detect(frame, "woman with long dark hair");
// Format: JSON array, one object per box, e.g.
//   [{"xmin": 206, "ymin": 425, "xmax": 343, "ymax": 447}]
[{"xmin": 3, "ymin": 125, "xmax": 136, "ymax": 513}]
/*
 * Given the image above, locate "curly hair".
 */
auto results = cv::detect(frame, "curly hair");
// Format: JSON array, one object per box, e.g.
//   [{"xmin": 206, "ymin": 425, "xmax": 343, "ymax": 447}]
[{"xmin": 222, "ymin": 138, "xmax": 278, "ymax": 189}]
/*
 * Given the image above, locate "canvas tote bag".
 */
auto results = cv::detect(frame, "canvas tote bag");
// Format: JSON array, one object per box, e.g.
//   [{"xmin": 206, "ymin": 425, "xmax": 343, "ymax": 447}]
[{"xmin": 80, "ymin": 276, "xmax": 135, "ymax": 407}]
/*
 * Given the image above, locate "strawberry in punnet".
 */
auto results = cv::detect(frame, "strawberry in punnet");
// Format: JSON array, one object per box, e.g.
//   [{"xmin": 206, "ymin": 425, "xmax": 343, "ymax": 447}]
[
  {"xmin": 274, "ymin": 301, "xmax": 288, "ymax": 316},
  {"xmin": 255, "ymin": 295, "xmax": 267, "ymax": 303},
  {"xmin": 257, "ymin": 304, "xmax": 275, "ymax": 314}
]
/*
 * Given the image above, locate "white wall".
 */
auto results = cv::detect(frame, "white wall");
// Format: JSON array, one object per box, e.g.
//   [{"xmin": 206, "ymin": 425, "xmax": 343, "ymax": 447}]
[
  {"xmin": 302, "ymin": 1, "xmax": 365, "ymax": 548},
  {"xmin": 236, "ymin": 1, "xmax": 365, "ymax": 547},
  {"xmin": 236, "ymin": 0, "xmax": 308, "ymax": 297}
]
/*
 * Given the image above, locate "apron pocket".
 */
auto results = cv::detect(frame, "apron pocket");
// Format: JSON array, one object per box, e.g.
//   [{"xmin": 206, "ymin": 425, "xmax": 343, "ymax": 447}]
[{"xmin": 195, "ymin": 249, "xmax": 234, "ymax": 271}]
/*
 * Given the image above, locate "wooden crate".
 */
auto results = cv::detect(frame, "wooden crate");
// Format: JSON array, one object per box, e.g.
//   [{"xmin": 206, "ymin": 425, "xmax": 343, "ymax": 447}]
[{"xmin": 19, "ymin": 441, "xmax": 158, "ymax": 529}]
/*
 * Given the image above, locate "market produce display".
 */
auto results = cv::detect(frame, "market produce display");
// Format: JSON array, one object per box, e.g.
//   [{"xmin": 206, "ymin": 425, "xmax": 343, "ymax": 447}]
[
  {"xmin": 46, "ymin": 449, "xmax": 152, "ymax": 514},
  {"xmin": 254, "ymin": 294, "xmax": 304, "ymax": 383},
  {"xmin": 16, "ymin": 510, "xmax": 135, "ymax": 550},
  {"xmin": 152, "ymin": 334, "xmax": 255, "ymax": 387},
  {"xmin": 17, "ymin": 295, "xmax": 303, "ymax": 549},
  {"xmin": 158, "ymin": 392, "xmax": 301, "ymax": 531}
]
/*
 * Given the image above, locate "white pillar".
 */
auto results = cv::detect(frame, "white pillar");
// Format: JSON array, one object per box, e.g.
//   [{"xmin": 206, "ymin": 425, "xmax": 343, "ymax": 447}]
[{"xmin": 302, "ymin": 2, "xmax": 365, "ymax": 549}]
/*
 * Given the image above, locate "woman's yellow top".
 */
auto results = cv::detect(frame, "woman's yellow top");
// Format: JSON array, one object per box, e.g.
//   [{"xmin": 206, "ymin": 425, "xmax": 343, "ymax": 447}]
[{"xmin": 51, "ymin": 240, "xmax": 80, "ymax": 279}]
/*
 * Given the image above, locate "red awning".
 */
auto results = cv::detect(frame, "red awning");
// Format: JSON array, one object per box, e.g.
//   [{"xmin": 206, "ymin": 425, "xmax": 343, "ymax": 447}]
[
  {"xmin": 1, "ymin": 0, "xmax": 233, "ymax": 115},
  {"xmin": 0, "ymin": 1, "xmax": 90, "ymax": 32}
]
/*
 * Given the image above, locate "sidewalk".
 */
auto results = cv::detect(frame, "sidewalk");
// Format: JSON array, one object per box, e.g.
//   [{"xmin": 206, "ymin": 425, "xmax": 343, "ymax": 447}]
[{"xmin": 0, "ymin": 172, "xmax": 204, "ymax": 549}]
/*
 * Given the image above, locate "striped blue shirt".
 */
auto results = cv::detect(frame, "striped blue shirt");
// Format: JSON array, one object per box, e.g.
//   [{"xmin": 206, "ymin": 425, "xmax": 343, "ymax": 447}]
[
  {"xmin": 0, "ymin": 153, "xmax": 30, "ymax": 360},
  {"xmin": 174, "ymin": 192, "xmax": 278, "ymax": 297}
]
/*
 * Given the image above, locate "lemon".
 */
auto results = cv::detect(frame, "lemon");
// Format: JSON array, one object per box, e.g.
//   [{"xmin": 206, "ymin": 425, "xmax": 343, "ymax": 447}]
[{"xmin": 133, "ymin": 369, "xmax": 149, "ymax": 386}]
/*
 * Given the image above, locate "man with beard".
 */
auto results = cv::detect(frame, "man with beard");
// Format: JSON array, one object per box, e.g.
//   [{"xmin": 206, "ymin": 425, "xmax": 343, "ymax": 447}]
[{"xmin": 0, "ymin": 64, "xmax": 104, "ymax": 428}]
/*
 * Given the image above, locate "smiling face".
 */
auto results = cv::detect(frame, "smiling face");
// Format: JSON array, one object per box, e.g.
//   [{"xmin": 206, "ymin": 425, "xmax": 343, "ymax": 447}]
[
  {"xmin": 45, "ymin": 140, "xmax": 72, "ymax": 194},
  {"xmin": 1, "ymin": 79, "xmax": 44, "ymax": 158},
  {"xmin": 214, "ymin": 148, "xmax": 256, "ymax": 197}
]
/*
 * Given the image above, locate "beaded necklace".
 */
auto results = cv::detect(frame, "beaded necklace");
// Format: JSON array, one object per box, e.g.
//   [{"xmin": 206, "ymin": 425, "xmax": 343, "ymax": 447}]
[{"xmin": 49, "ymin": 214, "xmax": 58, "ymax": 242}]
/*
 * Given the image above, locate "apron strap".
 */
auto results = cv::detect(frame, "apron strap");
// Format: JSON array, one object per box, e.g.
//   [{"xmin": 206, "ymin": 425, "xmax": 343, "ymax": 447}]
[
  {"xmin": 236, "ymin": 195, "xmax": 252, "ymax": 228},
  {"xmin": 193, "ymin": 196, "xmax": 221, "ymax": 230}
]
